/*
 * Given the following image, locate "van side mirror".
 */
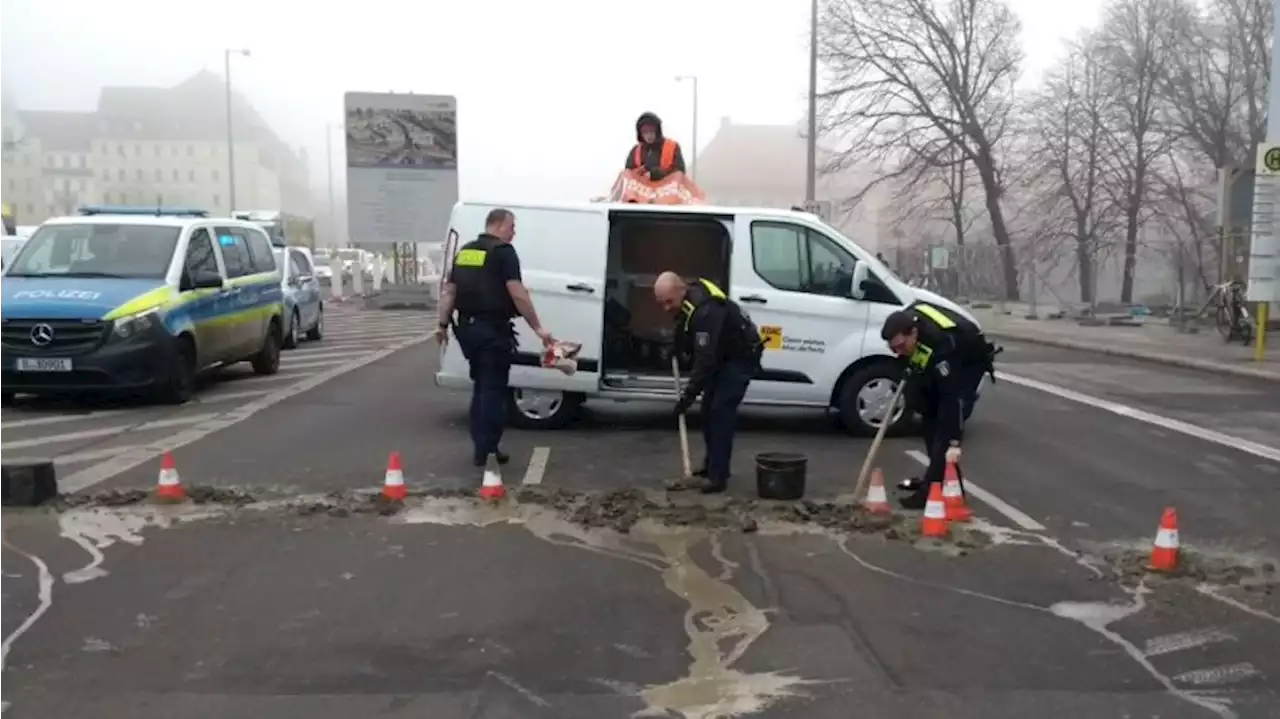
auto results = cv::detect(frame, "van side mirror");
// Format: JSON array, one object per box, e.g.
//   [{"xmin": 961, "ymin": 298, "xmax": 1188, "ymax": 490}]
[
  {"xmin": 182, "ymin": 271, "xmax": 224, "ymax": 291},
  {"xmin": 849, "ymin": 261, "xmax": 870, "ymax": 300}
]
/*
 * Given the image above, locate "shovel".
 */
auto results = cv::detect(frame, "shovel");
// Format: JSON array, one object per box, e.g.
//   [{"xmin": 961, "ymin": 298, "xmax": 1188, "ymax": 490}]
[
  {"xmin": 671, "ymin": 357, "xmax": 693, "ymax": 478},
  {"xmin": 852, "ymin": 379, "xmax": 907, "ymax": 502}
]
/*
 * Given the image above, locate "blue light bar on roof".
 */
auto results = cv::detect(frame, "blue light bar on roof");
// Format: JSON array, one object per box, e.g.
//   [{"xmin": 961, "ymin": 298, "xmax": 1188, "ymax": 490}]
[{"xmin": 77, "ymin": 205, "xmax": 209, "ymax": 218}]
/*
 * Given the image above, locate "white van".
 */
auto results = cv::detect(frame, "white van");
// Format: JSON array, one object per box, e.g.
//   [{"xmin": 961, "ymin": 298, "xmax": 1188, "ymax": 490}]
[{"xmin": 434, "ymin": 201, "xmax": 984, "ymax": 435}]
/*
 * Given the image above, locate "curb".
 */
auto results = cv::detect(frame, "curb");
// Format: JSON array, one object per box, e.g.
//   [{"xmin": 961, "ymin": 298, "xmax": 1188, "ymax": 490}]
[{"xmin": 986, "ymin": 330, "xmax": 1280, "ymax": 384}]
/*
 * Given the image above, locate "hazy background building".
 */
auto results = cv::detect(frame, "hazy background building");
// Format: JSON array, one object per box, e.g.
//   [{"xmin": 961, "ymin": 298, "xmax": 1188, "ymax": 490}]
[
  {"xmin": 1, "ymin": 71, "xmax": 310, "ymax": 224},
  {"xmin": 694, "ymin": 117, "xmax": 887, "ymax": 254}
]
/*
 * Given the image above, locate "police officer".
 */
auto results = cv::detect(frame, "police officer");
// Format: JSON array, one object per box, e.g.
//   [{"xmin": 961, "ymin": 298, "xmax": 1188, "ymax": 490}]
[
  {"xmin": 654, "ymin": 271, "xmax": 763, "ymax": 494},
  {"xmin": 880, "ymin": 301, "xmax": 998, "ymax": 509},
  {"xmin": 435, "ymin": 209, "xmax": 555, "ymax": 467}
]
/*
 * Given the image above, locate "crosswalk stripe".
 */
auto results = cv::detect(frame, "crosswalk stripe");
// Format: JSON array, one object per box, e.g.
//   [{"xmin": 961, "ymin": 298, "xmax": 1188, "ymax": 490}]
[{"xmin": 1, "ymin": 412, "xmax": 223, "ymax": 450}]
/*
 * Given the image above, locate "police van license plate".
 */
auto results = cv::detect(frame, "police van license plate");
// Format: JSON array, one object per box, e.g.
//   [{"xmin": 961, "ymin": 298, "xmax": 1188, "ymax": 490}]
[{"xmin": 16, "ymin": 358, "xmax": 72, "ymax": 372}]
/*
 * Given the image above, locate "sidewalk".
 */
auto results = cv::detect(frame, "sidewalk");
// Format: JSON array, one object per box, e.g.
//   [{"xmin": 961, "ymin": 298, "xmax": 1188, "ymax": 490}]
[{"xmin": 968, "ymin": 304, "xmax": 1280, "ymax": 383}]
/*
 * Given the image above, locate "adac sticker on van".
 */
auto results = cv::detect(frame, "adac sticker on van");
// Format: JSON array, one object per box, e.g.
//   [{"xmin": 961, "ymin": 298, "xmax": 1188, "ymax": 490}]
[{"xmin": 760, "ymin": 325, "xmax": 783, "ymax": 350}]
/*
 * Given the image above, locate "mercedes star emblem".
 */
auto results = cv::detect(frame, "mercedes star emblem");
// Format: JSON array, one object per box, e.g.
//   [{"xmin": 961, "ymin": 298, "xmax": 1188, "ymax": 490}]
[{"xmin": 30, "ymin": 323, "xmax": 55, "ymax": 346}]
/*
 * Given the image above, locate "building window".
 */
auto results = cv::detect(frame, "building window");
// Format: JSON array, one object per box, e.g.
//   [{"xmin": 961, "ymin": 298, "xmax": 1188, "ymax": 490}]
[
  {"xmin": 173, "ymin": 169, "xmax": 180, "ymax": 181},
  {"xmin": 211, "ymin": 169, "xmax": 220, "ymax": 182},
  {"xmin": 76, "ymin": 155, "xmax": 86, "ymax": 169},
  {"xmin": 118, "ymin": 169, "xmax": 125, "ymax": 181},
  {"xmin": 135, "ymin": 169, "xmax": 144, "ymax": 181},
  {"xmin": 171, "ymin": 146, "xmax": 179, "ymax": 157},
  {"xmin": 155, "ymin": 145, "xmax": 162, "ymax": 157},
  {"xmin": 117, "ymin": 144, "xmax": 125, "ymax": 156},
  {"xmin": 103, "ymin": 191, "xmax": 112, "ymax": 203},
  {"xmin": 213, "ymin": 194, "xmax": 221, "ymax": 208},
  {"xmin": 188, "ymin": 169, "xmax": 196, "ymax": 182},
  {"xmin": 155, "ymin": 169, "xmax": 163, "ymax": 181},
  {"xmin": 103, "ymin": 170, "xmax": 110, "ymax": 181},
  {"xmin": 135, "ymin": 144, "xmax": 142, "ymax": 156},
  {"xmin": 186, "ymin": 145, "xmax": 194, "ymax": 157}
]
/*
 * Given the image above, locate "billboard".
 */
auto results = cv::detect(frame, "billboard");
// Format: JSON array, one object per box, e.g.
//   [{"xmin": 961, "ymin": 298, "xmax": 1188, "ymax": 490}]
[{"xmin": 344, "ymin": 92, "xmax": 458, "ymax": 246}]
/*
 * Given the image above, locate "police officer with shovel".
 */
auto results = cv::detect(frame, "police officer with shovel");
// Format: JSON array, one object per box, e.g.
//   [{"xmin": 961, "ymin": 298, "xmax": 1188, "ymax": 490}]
[
  {"xmin": 880, "ymin": 301, "xmax": 998, "ymax": 509},
  {"xmin": 654, "ymin": 272, "xmax": 764, "ymax": 494}
]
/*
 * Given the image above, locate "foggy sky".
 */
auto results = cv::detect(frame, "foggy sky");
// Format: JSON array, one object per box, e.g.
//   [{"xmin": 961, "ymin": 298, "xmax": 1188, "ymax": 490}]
[{"xmin": 2, "ymin": 0, "xmax": 1104, "ymax": 204}]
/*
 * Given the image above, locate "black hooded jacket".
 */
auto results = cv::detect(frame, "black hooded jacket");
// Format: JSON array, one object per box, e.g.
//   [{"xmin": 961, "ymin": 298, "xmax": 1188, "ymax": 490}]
[{"xmin": 624, "ymin": 112, "xmax": 687, "ymax": 181}]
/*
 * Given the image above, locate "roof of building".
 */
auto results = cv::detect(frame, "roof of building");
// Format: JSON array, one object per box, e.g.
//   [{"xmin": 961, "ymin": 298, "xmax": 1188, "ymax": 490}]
[
  {"xmin": 15, "ymin": 110, "xmax": 96, "ymax": 151},
  {"xmin": 95, "ymin": 70, "xmax": 279, "ymax": 146}
]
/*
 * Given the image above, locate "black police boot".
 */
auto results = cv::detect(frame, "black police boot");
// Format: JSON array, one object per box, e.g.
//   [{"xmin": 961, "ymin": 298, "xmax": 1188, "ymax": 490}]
[
  {"xmin": 473, "ymin": 450, "xmax": 511, "ymax": 467},
  {"xmin": 693, "ymin": 463, "xmax": 709, "ymax": 478},
  {"xmin": 896, "ymin": 477, "xmax": 929, "ymax": 510},
  {"xmin": 700, "ymin": 481, "xmax": 728, "ymax": 495}
]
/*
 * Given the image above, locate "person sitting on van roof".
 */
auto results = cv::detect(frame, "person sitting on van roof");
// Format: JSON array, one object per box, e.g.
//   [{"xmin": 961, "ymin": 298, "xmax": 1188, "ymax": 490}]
[{"xmin": 625, "ymin": 112, "xmax": 687, "ymax": 182}]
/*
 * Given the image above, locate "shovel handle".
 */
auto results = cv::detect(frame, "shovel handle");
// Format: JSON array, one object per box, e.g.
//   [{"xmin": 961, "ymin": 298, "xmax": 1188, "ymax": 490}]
[
  {"xmin": 671, "ymin": 357, "xmax": 693, "ymax": 478},
  {"xmin": 853, "ymin": 379, "xmax": 906, "ymax": 500}
]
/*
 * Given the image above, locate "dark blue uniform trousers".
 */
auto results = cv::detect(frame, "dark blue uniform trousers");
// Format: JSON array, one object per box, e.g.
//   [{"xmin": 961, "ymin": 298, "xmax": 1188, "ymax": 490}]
[
  {"xmin": 454, "ymin": 317, "xmax": 514, "ymax": 463},
  {"xmin": 699, "ymin": 361, "xmax": 754, "ymax": 486}
]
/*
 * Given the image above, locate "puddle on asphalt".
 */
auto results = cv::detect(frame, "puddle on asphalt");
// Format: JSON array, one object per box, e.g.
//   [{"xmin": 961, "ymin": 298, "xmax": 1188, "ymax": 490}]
[{"xmin": 395, "ymin": 500, "xmax": 813, "ymax": 718}]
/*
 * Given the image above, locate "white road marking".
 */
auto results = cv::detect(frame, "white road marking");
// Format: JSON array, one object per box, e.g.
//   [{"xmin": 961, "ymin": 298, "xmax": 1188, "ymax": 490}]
[
  {"xmin": 522, "ymin": 447, "xmax": 551, "ymax": 485},
  {"xmin": 58, "ymin": 333, "xmax": 432, "ymax": 493},
  {"xmin": 278, "ymin": 358, "xmax": 351, "ymax": 371},
  {"xmin": 1173, "ymin": 662, "xmax": 1259, "ymax": 686},
  {"xmin": 191, "ymin": 388, "xmax": 271, "ymax": 404},
  {"xmin": 42, "ymin": 445, "xmax": 148, "ymax": 466},
  {"xmin": 282, "ymin": 349, "xmax": 370, "ymax": 361},
  {"xmin": 998, "ymin": 372, "xmax": 1280, "ymax": 464},
  {"xmin": 905, "ymin": 449, "xmax": 1047, "ymax": 531},
  {"xmin": 1, "ymin": 413, "xmax": 223, "ymax": 451},
  {"xmin": 0, "ymin": 540, "xmax": 54, "ymax": 672},
  {"xmin": 1143, "ymin": 628, "xmax": 1236, "ymax": 657},
  {"xmin": 2, "ymin": 409, "xmax": 129, "ymax": 430}
]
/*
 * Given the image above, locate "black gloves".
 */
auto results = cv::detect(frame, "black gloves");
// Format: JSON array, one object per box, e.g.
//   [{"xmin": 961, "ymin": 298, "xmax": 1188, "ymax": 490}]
[{"xmin": 674, "ymin": 394, "xmax": 694, "ymax": 416}]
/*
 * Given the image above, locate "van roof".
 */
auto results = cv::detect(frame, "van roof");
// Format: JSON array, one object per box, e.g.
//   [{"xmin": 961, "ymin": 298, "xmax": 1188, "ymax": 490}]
[
  {"xmin": 456, "ymin": 200, "xmax": 824, "ymax": 222},
  {"xmin": 38, "ymin": 214, "xmax": 265, "ymax": 231}
]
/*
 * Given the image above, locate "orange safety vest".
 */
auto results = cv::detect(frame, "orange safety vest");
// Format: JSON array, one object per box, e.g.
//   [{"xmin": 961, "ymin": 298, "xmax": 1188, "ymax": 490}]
[{"xmin": 632, "ymin": 139, "xmax": 678, "ymax": 172}]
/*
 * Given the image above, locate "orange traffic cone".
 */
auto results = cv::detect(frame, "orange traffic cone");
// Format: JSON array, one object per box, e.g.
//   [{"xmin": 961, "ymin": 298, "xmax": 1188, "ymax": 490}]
[
  {"xmin": 1148, "ymin": 507, "xmax": 1179, "ymax": 572},
  {"xmin": 381, "ymin": 452, "xmax": 407, "ymax": 501},
  {"xmin": 478, "ymin": 456, "xmax": 506, "ymax": 501},
  {"xmin": 154, "ymin": 452, "xmax": 185, "ymax": 502},
  {"xmin": 920, "ymin": 482, "xmax": 949, "ymax": 538},
  {"xmin": 863, "ymin": 468, "xmax": 892, "ymax": 515},
  {"xmin": 942, "ymin": 460, "xmax": 972, "ymax": 522}
]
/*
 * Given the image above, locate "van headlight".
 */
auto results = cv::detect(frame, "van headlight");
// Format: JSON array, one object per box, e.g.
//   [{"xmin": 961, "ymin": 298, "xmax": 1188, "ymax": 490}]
[{"xmin": 112, "ymin": 308, "xmax": 160, "ymax": 339}]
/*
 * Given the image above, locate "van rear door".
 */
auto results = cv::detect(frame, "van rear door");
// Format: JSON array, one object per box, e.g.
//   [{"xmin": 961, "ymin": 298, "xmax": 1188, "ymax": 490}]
[
  {"xmin": 508, "ymin": 206, "xmax": 607, "ymax": 394},
  {"xmin": 439, "ymin": 204, "xmax": 606, "ymax": 396}
]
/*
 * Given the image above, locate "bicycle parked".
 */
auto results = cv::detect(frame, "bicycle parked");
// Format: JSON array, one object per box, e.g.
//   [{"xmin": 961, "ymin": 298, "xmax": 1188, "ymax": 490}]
[{"xmin": 1194, "ymin": 278, "xmax": 1254, "ymax": 345}]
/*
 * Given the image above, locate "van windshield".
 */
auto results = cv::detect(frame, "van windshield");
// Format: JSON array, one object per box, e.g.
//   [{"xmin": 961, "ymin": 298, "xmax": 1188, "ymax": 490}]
[{"xmin": 6, "ymin": 223, "xmax": 180, "ymax": 279}]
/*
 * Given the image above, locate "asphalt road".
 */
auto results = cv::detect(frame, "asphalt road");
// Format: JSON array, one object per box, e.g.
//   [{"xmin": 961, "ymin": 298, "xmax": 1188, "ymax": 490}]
[{"xmin": 3, "ymin": 328, "xmax": 1279, "ymax": 718}]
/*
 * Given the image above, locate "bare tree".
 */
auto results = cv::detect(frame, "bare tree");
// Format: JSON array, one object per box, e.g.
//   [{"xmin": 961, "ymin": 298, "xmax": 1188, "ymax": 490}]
[
  {"xmin": 818, "ymin": 0, "xmax": 1025, "ymax": 299},
  {"xmin": 1025, "ymin": 39, "xmax": 1123, "ymax": 303},
  {"xmin": 1093, "ymin": 0, "xmax": 1179, "ymax": 303}
]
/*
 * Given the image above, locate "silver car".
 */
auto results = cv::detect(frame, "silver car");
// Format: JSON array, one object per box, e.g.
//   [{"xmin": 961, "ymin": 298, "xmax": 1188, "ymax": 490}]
[{"xmin": 274, "ymin": 246, "xmax": 325, "ymax": 348}]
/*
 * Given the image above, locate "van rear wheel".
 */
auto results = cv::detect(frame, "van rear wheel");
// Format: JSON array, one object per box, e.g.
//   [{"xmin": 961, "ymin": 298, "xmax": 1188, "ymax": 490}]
[
  {"xmin": 837, "ymin": 362, "xmax": 914, "ymax": 437},
  {"xmin": 507, "ymin": 388, "xmax": 582, "ymax": 429}
]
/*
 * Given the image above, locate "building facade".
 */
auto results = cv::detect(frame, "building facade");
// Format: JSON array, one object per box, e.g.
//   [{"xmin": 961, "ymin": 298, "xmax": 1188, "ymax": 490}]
[
  {"xmin": 693, "ymin": 117, "xmax": 886, "ymax": 253},
  {"xmin": 1, "ymin": 72, "xmax": 310, "ymax": 224}
]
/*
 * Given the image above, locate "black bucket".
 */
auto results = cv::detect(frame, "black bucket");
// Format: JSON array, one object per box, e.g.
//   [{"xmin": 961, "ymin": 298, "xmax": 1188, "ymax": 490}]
[{"xmin": 755, "ymin": 452, "xmax": 807, "ymax": 501}]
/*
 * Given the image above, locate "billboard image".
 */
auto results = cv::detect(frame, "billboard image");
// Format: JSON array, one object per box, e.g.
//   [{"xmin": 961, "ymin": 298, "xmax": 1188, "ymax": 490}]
[{"xmin": 345, "ymin": 92, "xmax": 459, "ymax": 247}]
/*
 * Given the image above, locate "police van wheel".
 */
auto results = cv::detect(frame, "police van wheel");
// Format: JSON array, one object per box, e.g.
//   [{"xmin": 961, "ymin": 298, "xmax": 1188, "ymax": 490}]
[
  {"xmin": 251, "ymin": 322, "xmax": 282, "ymax": 376},
  {"xmin": 507, "ymin": 388, "xmax": 581, "ymax": 430},
  {"xmin": 159, "ymin": 340, "xmax": 197, "ymax": 405},
  {"xmin": 306, "ymin": 307, "xmax": 324, "ymax": 341},
  {"xmin": 283, "ymin": 311, "xmax": 300, "ymax": 349},
  {"xmin": 838, "ymin": 364, "xmax": 912, "ymax": 437}
]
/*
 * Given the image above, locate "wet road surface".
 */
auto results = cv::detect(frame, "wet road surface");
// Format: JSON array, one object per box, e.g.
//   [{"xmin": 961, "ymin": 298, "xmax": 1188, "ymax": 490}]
[{"xmin": 4, "ymin": 324, "xmax": 1279, "ymax": 718}]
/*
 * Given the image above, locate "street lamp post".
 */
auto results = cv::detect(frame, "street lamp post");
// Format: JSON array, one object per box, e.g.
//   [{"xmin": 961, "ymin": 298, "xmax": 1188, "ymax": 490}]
[
  {"xmin": 805, "ymin": 0, "xmax": 819, "ymax": 203},
  {"xmin": 325, "ymin": 123, "xmax": 339, "ymax": 248},
  {"xmin": 223, "ymin": 48, "xmax": 251, "ymax": 213},
  {"xmin": 675, "ymin": 75, "xmax": 699, "ymax": 181}
]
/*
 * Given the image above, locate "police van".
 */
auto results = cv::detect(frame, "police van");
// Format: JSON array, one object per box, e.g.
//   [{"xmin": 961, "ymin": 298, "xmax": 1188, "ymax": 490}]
[
  {"xmin": 434, "ymin": 201, "xmax": 986, "ymax": 435},
  {"xmin": 1, "ymin": 206, "xmax": 285, "ymax": 405}
]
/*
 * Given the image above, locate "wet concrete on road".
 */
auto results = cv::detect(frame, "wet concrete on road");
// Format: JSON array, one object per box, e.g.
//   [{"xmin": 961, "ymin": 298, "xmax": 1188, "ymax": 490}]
[{"xmin": 4, "ymin": 342, "xmax": 1280, "ymax": 717}]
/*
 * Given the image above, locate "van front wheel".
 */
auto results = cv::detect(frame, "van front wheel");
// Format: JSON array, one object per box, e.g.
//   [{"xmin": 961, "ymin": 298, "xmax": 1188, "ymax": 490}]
[
  {"xmin": 507, "ymin": 388, "xmax": 582, "ymax": 430},
  {"xmin": 838, "ymin": 363, "xmax": 913, "ymax": 437}
]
